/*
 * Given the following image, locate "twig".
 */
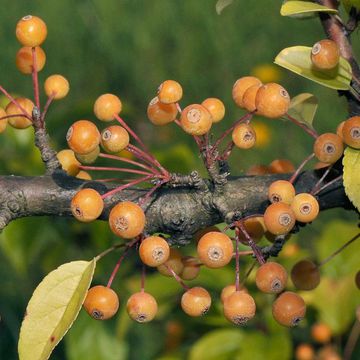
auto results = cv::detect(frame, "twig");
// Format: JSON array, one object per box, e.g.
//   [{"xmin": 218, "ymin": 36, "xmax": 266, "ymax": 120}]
[
  {"xmin": 31, "ymin": 47, "xmax": 40, "ymax": 109},
  {"xmin": 286, "ymin": 113, "xmax": 318, "ymax": 139}
]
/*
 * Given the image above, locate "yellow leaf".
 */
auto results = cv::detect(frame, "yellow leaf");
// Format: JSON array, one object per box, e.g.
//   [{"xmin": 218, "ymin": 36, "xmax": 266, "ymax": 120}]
[
  {"xmin": 281, "ymin": 1, "xmax": 338, "ymax": 18},
  {"xmin": 274, "ymin": 46, "xmax": 352, "ymax": 90},
  {"xmin": 18, "ymin": 259, "xmax": 96, "ymax": 360},
  {"xmin": 343, "ymin": 147, "xmax": 360, "ymax": 211},
  {"xmin": 287, "ymin": 93, "xmax": 318, "ymax": 129}
]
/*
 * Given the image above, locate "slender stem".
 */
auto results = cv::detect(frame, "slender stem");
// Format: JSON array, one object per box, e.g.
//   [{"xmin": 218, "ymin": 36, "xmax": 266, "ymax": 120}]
[
  {"xmin": 234, "ymin": 229, "xmax": 240, "ymax": 291},
  {"xmin": 0, "ymin": 114, "xmax": 31, "ymax": 121},
  {"xmin": 289, "ymin": 153, "xmax": 315, "ymax": 184},
  {"xmin": 165, "ymin": 264, "xmax": 189, "ymax": 290},
  {"xmin": 95, "ymin": 243, "xmax": 125, "ymax": 261},
  {"xmin": 312, "ymin": 174, "xmax": 342, "ymax": 196},
  {"xmin": 79, "ymin": 165, "xmax": 154, "ymax": 177},
  {"xmin": 101, "ymin": 175, "xmax": 153, "ymax": 200},
  {"xmin": 317, "ymin": 232, "xmax": 360, "ymax": 267},
  {"xmin": 0, "ymin": 85, "xmax": 32, "ymax": 119},
  {"xmin": 218, "ymin": 140, "xmax": 235, "ymax": 161},
  {"xmin": 344, "ymin": 318, "xmax": 360, "ymax": 360},
  {"xmin": 141, "ymin": 264, "xmax": 146, "ymax": 292},
  {"xmin": 311, "ymin": 164, "xmax": 333, "ymax": 195},
  {"xmin": 138, "ymin": 179, "xmax": 167, "ymax": 207},
  {"xmin": 40, "ymin": 95, "xmax": 55, "ymax": 123},
  {"xmin": 176, "ymin": 102, "xmax": 182, "ymax": 113},
  {"xmin": 31, "ymin": 47, "xmax": 40, "ymax": 110},
  {"xmin": 286, "ymin": 113, "xmax": 319, "ymax": 139}
]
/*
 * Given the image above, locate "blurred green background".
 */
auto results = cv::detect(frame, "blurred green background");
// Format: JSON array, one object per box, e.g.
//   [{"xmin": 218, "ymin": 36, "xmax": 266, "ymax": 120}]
[{"xmin": 0, "ymin": 0, "xmax": 359, "ymax": 359}]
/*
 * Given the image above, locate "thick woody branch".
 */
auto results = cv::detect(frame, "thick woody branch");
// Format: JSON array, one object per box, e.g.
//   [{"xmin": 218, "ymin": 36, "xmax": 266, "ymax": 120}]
[{"xmin": 0, "ymin": 168, "xmax": 353, "ymax": 244}]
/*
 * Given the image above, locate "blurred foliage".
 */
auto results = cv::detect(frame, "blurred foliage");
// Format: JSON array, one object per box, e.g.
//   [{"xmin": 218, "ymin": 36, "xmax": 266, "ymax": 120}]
[{"xmin": 0, "ymin": 0, "xmax": 359, "ymax": 359}]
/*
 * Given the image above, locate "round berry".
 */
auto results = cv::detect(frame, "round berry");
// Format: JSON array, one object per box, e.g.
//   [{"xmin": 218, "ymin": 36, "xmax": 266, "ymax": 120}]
[
  {"xmin": 263, "ymin": 202, "xmax": 296, "ymax": 235},
  {"xmin": 268, "ymin": 180, "xmax": 296, "ymax": 205},
  {"xmin": 232, "ymin": 76, "xmax": 262, "ymax": 108},
  {"xmin": 311, "ymin": 322, "xmax": 332, "ymax": 343},
  {"xmin": 246, "ymin": 164, "xmax": 271, "ymax": 175},
  {"xmin": 295, "ymin": 344, "xmax": 315, "ymax": 360},
  {"xmin": 101, "ymin": 125, "xmax": 129, "ymax": 153},
  {"xmin": 75, "ymin": 145, "xmax": 100, "ymax": 165},
  {"xmin": 76, "ymin": 171, "xmax": 92, "ymax": 180},
  {"xmin": 0, "ymin": 107, "xmax": 8, "ymax": 133},
  {"xmin": 44, "ymin": 74, "xmax": 70, "ymax": 100},
  {"xmin": 139, "ymin": 236, "xmax": 170, "ymax": 267},
  {"xmin": 314, "ymin": 161, "xmax": 331, "ymax": 170},
  {"xmin": 180, "ymin": 256, "xmax": 201, "ymax": 281},
  {"xmin": 157, "ymin": 248, "xmax": 184, "ymax": 277},
  {"xmin": 83, "ymin": 285, "xmax": 119, "ymax": 320},
  {"xmin": 223, "ymin": 291, "xmax": 256, "ymax": 325},
  {"xmin": 126, "ymin": 291, "xmax": 158, "ymax": 323},
  {"xmin": 16, "ymin": 15, "xmax": 47, "ymax": 47},
  {"xmin": 57, "ymin": 149, "xmax": 81, "ymax": 176},
  {"xmin": 311, "ymin": 39, "xmax": 340, "ymax": 70},
  {"xmin": 220, "ymin": 284, "xmax": 248, "ymax": 303},
  {"xmin": 147, "ymin": 96, "xmax": 178, "ymax": 125},
  {"xmin": 181, "ymin": 287, "xmax": 211, "ymax": 317},
  {"xmin": 255, "ymin": 261, "xmax": 288, "ymax": 294},
  {"xmin": 269, "ymin": 159, "xmax": 295, "ymax": 174},
  {"xmin": 197, "ymin": 231, "xmax": 234, "ymax": 268},
  {"xmin": 255, "ymin": 83, "xmax": 290, "ymax": 119},
  {"xmin": 109, "ymin": 201, "xmax": 145, "ymax": 239},
  {"xmin": 232, "ymin": 123, "xmax": 256, "ymax": 149},
  {"xmin": 193, "ymin": 225, "xmax": 221, "ymax": 243},
  {"xmin": 242, "ymin": 83, "xmax": 262, "ymax": 112},
  {"xmin": 15, "ymin": 46, "xmax": 46, "ymax": 74},
  {"xmin": 291, "ymin": 260, "xmax": 320, "ymax": 290},
  {"xmin": 342, "ymin": 116, "xmax": 360, "ymax": 149},
  {"xmin": 94, "ymin": 94, "xmax": 122, "ymax": 121},
  {"xmin": 180, "ymin": 104, "xmax": 212, "ymax": 136},
  {"xmin": 272, "ymin": 291, "xmax": 306, "ymax": 327},
  {"xmin": 66, "ymin": 120, "xmax": 101, "ymax": 155},
  {"xmin": 291, "ymin": 193, "xmax": 319, "ymax": 223},
  {"xmin": 158, "ymin": 80, "xmax": 183, "ymax": 104},
  {"xmin": 313, "ymin": 133, "xmax": 344, "ymax": 164},
  {"xmin": 201, "ymin": 98, "xmax": 225, "ymax": 123},
  {"xmin": 5, "ymin": 98, "xmax": 33, "ymax": 129},
  {"xmin": 336, "ymin": 121, "xmax": 345, "ymax": 140},
  {"xmin": 237, "ymin": 217, "xmax": 266, "ymax": 245},
  {"xmin": 71, "ymin": 188, "xmax": 104, "ymax": 222}
]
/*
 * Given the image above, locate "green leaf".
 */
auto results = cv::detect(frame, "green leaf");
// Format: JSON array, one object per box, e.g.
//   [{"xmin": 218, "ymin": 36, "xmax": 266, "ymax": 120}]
[
  {"xmin": 281, "ymin": 1, "xmax": 338, "ymax": 18},
  {"xmin": 216, "ymin": 0, "xmax": 234, "ymax": 15},
  {"xmin": 274, "ymin": 46, "xmax": 352, "ymax": 90},
  {"xmin": 18, "ymin": 259, "xmax": 96, "ymax": 360},
  {"xmin": 189, "ymin": 328, "xmax": 243, "ymax": 360},
  {"xmin": 343, "ymin": 147, "xmax": 360, "ymax": 211},
  {"xmin": 287, "ymin": 93, "xmax": 318, "ymax": 128}
]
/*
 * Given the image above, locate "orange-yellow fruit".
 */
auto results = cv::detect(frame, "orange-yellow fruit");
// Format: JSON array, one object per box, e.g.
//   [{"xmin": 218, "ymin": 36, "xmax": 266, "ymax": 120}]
[
  {"xmin": 157, "ymin": 248, "xmax": 184, "ymax": 277},
  {"xmin": 44, "ymin": 74, "xmax": 70, "ymax": 99},
  {"xmin": 83, "ymin": 285, "xmax": 119, "ymax": 320},
  {"xmin": 101, "ymin": 125, "xmax": 129, "ymax": 153},
  {"xmin": 193, "ymin": 225, "xmax": 221, "ymax": 243},
  {"xmin": 0, "ymin": 107, "xmax": 8, "ymax": 133},
  {"xmin": 158, "ymin": 80, "xmax": 183, "ymax": 104},
  {"xmin": 255, "ymin": 261, "xmax": 288, "ymax": 294},
  {"xmin": 15, "ymin": 46, "xmax": 46, "ymax": 74},
  {"xmin": 313, "ymin": 133, "xmax": 344, "ymax": 163},
  {"xmin": 180, "ymin": 104, "xmax": 212, "ymax": 135},
  {"xmin": 223, "ymin": 291, "xmax": 256, "ymax": 325},
  {"xmin": 311, "ymin": 39, "xmax": 340, "ymax": 70},
  {"xmin": 147, "ymin": 96, "xmax": 178, "ymax": 125},
  {"xmin": 291, "ymin": 260, "xmax": 320, "ymax": 290},
  {"xmin": 237, "ymin": 217, "xmax": 266, "ymax": 244},
  {"xmin": 291, "ymin": 193, "xmax": 319, "ymax": 223},
  {"xmin": 246, "ymin": 164, "xmax": 271, "ymax": 175},
  {"xmin": 295, "ymin": 344, "xmax": 315, "ymax": 360},
  {"xmin": 201, "ymin": 98, "xmax": 225, "ymax": 123},
  {"xmin": 16, "ymin": 15, "xmax": 47, "ymax": 47},
  {"xmin": 314, "ymin": 161, "xmax": 331, "ymax": 170},
  {"xmin": 342, "ymin": 116, "xmax": 360, "ymax": 149},
  {"xmin": 336, "ymin": 121, "xmax": 345, "ymax": 140},
  {"xmin": 139, "ymin": 236, "xmax": 170, "ymax": 267},
  {"xmin": 76, "ymin": 171, "xmax": 92, "ymax": 180},
  {"xmin": 232, "ymin": 76, "xmax": 262, "ymax": 108},
  {"xmin": 5, "ymin": 97, "xmax": 33, "ymax": 129},
  {"xmin": 109, "ymin": 201, "xmax": 145, "ymax": 239},
  {"xmin": 66, "ymin": 120, "xmax": 101, "ymax": 155},
  {"xmin": 255, "ymin": 83, "xmax": 290, "ymax": 119},
  {"xmin": 94, "ymin": 93, "xmax": 122, "ymax": 121},
  {"xmin": 269, "ymin": 159, "xmax": 295, "ymax": 174},
  {"xmin": 75, "ymin": 146, "xmax": 100, "ymax": 165},
  {"xmin": 71, "ymin": 188, "xmax": 104, "ymax": 222},
  {"xmin": 272, "ymin": 291, "xmax": 306, "ymax": 327},
  {"xmin": 242, "ymin": 83, "xmax": 262, "ymax": 112},
  {"xmin": 126, "ymin": 291, "xmax": 158, "ymax": 323},
  {"xmin": 311, "ymin": 322, "xmax": 332, "ymax": 343},
  {"xmin": 232, "ymin": 123, "xmax": 256, "ymax": 149},
  {"xmin": 268, "ymin": 180, "xmax": 296, "ymax": 205},
  {"xmin": 317, "ymin": 345, "xmax": 342, "ymax": 360},
  {"xmin": 181, "ymin": 287, "xmax": 211, "ymax": 317},
  {"xmin": 263, "ymin": 202, "xmax": 296, "ymax": 235},
  {"xmin": 57, "ymin": 149, "xmax": 81, "ymax": 176},
  {"xmin": 180, "ymin": 256, "xmax": 201, "ymax": 281},
  {"xmin": 220, "ymin": 284, "xmax": 248, "ymax": 303},
  {"xmin": 197, "ymin": 232, "xmax": 234, "ymax": 268}
]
